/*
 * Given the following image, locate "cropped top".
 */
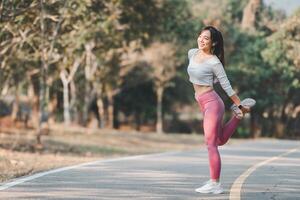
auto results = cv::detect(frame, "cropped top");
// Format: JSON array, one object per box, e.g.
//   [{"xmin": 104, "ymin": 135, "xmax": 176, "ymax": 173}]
[{"xmin": 187, "ymin": 48, "xmax": 235, "ymax": 97}]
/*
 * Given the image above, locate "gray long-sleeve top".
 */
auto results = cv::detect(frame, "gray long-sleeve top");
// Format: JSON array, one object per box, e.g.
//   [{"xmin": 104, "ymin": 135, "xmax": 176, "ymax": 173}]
[{"xmin": 187, "ymin": 48, "xmax": 235, "ymax": 97}]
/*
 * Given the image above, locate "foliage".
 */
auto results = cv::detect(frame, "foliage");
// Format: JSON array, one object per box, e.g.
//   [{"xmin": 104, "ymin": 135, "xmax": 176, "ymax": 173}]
[{"xmin": 0, "ymin": 0, "xmax": 299, "ymax": 137}]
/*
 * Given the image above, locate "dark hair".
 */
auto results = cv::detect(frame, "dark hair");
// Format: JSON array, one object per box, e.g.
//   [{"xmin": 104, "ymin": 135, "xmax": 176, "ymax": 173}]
[{"xmin": 201, "ymin": 26, "xmax": 225, "ymax": 67}]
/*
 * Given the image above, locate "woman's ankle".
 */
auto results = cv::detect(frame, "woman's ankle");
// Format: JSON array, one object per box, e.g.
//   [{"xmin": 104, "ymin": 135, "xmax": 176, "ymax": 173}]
[{"xmin": 211, "ymin": 179, "xmax": 219, "ymax": 183}]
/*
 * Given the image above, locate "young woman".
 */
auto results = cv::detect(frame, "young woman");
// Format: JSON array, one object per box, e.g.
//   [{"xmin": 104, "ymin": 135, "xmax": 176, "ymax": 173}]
[{"xmin": 187, "ymin": 25, "xmax": 255, "ymax": 194}]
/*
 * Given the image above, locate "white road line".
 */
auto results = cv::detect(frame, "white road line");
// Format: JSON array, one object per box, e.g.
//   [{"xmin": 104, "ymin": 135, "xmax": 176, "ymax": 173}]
[
  {"xmin": 0, "ymin": 151, "xmax": 179, "ymax": 191},
  {"xmin": 229, "ymin": 147, "xmax": 299, "ymax": 200}
]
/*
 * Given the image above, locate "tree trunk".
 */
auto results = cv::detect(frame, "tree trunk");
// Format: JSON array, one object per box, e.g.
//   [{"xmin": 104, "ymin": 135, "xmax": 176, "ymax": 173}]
[
  {"xmin": 60, "ymin": 70, "xmax": 71, "ymax": 125},
  {"xmin": 70, "ymin": 80, "xmax": 78, "ymax": 123},
  {"xmin": 48, "ymin": 97, "xmax": 57, "ymax": 125},
  {"xmin": 96, "ymin": 97, "xmax": 105, "ymax": 128},
  {"xmin": 241, "ymin": 0, "xmax": 262, "ymax": 31},
  {"xmin": 134, "ymin": 111, "xmax": 141, "ymax": 131},
  {"xmin": 62, "ymin": 80, "xmax": 70, "ymax": 125},
  {"xmin": 37, "ymin": 63, "xmax": 49, "ymax": 148},
  {"xmin": 94, "ymin": 83, "xmax": 106, "ymax": 129},
  {"xmin": 113, "ymin": 101, "xmax": 120, "ymax": 129},
  {"xmin": 107, "ymin": 90, "xmax": 114, "ymax": 129},
  {"xmin": 11, "ymin": 82, "xmax": 20, "ymax": 123},
  {"xmin": 61, "ymin": 58, "xmax": 81, "ymax": 125},
  {"xmin": 83, "ymin": 81, "xmax": 90, "ymax": 126},
  {"xmin": 83, "ymin": 42, "xmax": 97, "ymax": 126},
  {"xmin": 156, "ymin": 86, "xmax": 164, "ymax": 133},
  {"xmin": 28, "ymin": 78, "xmax": 39, "ymax": 129},
  {"xmin": 37, "ymin": 0, "xmax": 48, "ymax": 148},
  {"xmin": 274, "ymin": 119, "xmax": 285, "ymax": 138},
  {"xmin": 250, "ymin": 113, "xmax": 262, "ymax": 138}
]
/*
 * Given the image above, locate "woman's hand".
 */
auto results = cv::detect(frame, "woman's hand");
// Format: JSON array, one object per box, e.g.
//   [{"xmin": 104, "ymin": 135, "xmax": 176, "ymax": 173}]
[{"xmin": 240, "ymin": 105, "xmax": 250, "ymax": 114}]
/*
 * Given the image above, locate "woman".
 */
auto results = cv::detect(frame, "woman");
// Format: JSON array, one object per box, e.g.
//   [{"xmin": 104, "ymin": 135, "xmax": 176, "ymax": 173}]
[{"xmin": 187, "ymin": 26, "xmax": 255, "ymax": 194}]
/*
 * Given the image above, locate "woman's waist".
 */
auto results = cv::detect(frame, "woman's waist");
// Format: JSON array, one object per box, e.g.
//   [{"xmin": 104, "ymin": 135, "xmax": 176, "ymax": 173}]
[
  {"xmin": 193, "ymin": 84, "xmax": 214, "ymax": 97},
  {"xmin": 194, "ymin": 86, "xmax": 221, "ymax": 104}
]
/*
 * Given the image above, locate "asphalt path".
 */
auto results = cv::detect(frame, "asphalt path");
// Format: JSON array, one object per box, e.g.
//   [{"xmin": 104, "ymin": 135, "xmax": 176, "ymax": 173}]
[{"xmin": 1, "ymin": 139, "xmax": 300, "ymax": 200}]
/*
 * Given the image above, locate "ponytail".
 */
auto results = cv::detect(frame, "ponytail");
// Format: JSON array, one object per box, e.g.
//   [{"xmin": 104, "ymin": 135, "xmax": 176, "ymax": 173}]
[{"xmin": 202, "ymin": 26, "xmax": 225, "ymax": 67}]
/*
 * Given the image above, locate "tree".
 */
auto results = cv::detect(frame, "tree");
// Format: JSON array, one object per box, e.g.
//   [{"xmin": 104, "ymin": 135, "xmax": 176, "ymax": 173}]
[
  {"xmin": 142, "ymin": 42, "xmax": 179, "ymax": 133},
  {"xmin": 261, "ymin": 9, "xmax": 300, "ymax": 137}
]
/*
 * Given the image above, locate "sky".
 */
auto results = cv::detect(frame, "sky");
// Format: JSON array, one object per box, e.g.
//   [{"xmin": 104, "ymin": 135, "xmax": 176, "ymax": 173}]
[{"xmin": 264, "ymin": 0, "xmax": 300, "ymax": 15}]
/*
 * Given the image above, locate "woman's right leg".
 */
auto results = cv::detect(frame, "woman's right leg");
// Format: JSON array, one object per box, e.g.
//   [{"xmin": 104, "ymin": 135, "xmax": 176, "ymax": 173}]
[
  {"xmin": 217, "ymin": 116, "xmax": 240, "ymax": 146},
  {"xmin": 218, "ymin": 98, "xmax": 256, "ymax": 145}
]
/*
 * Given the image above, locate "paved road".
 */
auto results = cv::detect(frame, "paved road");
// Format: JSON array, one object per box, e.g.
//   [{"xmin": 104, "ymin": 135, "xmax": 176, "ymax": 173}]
[{"xmin": 1, "ymin": 139, "xmax": 300, "ymax": 200}]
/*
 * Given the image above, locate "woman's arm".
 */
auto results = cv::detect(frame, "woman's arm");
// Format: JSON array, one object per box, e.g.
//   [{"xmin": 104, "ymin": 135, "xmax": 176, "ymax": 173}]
[
  {"xmin": 213, "ymin": 61, "xmax": 250, "ymax": 112},
  {"xmin": 212, "ymin": 62, "xmax": 235, "ymax": 97},
  {"xmin": 229, "ymin": 94, "xmax": 241, "ymax": 106}
]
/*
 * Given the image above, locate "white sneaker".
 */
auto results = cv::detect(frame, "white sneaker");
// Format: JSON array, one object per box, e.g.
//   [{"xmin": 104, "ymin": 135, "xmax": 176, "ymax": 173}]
[
  {"xmin": 202, "ymin": 179, "xmax": 212, "ymax": 185},
  {"xmin": 195, "ymin": 181, "xmax": 224, "ymax": 194},
  {"xmin": 231, "ymin": 98, "xmax": 256, "ymax": 119},
  {"xmin": 240, "ymin": 98, "xmax": 256, "ymax": 108}
]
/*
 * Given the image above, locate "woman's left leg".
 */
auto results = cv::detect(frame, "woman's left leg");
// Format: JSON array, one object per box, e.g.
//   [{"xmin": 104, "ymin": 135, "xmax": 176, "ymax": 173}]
[{"xmin": 195, "ymin": 91, "xmax": 225, "ymax": 194}]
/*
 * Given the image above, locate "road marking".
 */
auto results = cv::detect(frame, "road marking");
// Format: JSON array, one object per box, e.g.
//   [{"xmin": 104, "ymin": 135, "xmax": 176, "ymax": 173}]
[
  {"xmin": 0, "ymin": 151, "xmax": 179, "ymax": 191},
  {"xmin": 229, "ymin": 147, "xmax": 299, "ymax": 200}
]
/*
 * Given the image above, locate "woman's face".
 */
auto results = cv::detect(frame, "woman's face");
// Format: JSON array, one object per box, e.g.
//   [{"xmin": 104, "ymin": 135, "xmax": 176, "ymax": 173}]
[{"xmin": 197, "ymin": 30, "xmax": 212, "ymax": 52}]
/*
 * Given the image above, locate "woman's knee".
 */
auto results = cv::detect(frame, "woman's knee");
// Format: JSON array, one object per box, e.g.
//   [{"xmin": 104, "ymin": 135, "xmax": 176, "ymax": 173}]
[
  {"xmin": 205, "ymin": 135, "xmax": 217, "ymax": 146},
  {"xmin": 206, "ymin": 142, "xmax": 218, "ymax": 151},
  {"xmin": 217, "ymin": 139, "xmax": 226, "ymax": 146}
]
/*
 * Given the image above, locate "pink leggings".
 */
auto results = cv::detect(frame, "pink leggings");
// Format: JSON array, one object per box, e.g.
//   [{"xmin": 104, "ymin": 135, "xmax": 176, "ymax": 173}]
[{"xmin": 195, "ymin": 90, "xmax": 240, "ymax": 180}]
